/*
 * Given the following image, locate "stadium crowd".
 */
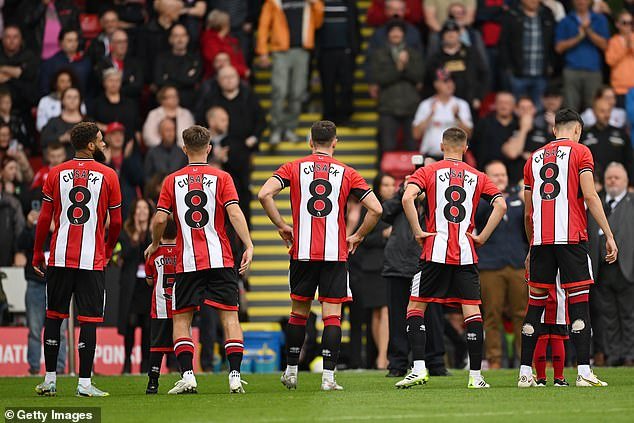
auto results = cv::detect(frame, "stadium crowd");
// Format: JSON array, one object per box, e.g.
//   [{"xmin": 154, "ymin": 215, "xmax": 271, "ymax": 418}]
[{"xmin": 0, "ymin": 0, "xmax": 633, "ymax": 376}]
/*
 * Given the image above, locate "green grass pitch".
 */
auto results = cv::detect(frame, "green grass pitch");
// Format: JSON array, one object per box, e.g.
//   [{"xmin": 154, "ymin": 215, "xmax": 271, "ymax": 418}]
[{"xmin": 2, "ymin": 368, "xmax": 634, "ymax": 422}]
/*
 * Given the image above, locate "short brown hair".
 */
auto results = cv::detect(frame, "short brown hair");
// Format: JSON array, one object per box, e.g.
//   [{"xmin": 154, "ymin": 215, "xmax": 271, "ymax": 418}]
[
  {"xmin": 70, "ymin": 122, "xmax": 100, "ymax": 151},
  {"xmin": 442, "ymin": 127, "xmax": 467, "ymax": 146},
  {"xmin": 182, "ymin": 125, "xmax": 211, "ymax": 152},
  {"xmin": 311, "ymin": 120, "xmax": 336, "ymax": 146}
]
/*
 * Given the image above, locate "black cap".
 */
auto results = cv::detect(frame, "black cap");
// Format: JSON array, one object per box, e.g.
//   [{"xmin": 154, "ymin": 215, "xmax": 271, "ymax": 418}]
[
  {"xmin": 441, "ymin": 19, "xmax": 460, "ymax": 34},
  {"xmin": 386, "ymin": 18, "xmax": 406, "ymax": 34}
]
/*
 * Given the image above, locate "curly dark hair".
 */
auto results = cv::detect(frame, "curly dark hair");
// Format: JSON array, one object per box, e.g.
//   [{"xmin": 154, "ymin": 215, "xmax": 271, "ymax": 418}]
[
  {"xmin": 49, "ymin": 68, "xmax": 81, "ymax": 95},
  {"xmin": 70, "ymin": 122, "xmax": 100, "ymax": 151}
]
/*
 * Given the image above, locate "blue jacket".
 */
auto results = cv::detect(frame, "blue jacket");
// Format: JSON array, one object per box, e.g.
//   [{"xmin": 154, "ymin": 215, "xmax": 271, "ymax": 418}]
[{"xmin": 475, "ymin": 193, "xmax": 528, "ymax": 270}]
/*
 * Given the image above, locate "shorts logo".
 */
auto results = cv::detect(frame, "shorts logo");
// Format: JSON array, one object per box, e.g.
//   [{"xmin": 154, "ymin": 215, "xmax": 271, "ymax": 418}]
[
  {"xmin": 522, "ymin": 323, "xmax": 535, "ymax": 336},
  {"xmin": 571, "ymin": 319, "xmax": 585, "ymax": 333}
]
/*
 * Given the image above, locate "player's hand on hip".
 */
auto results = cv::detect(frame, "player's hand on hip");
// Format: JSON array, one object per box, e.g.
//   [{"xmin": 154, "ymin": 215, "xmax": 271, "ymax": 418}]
[
  {"xmin": 144, "ymin": 243, "xmax": 158, "ymax": 261},
  {"xmin": 239, "ymin": 246, "xmax": 254, "ymax": 275},
  {"xmin": 605, "ymin": 237, "xmax": 618, "ymax": 264},
  {"xmin": 278, "ymin": 224, "xmax": 294, "ymax": 248},
  {"xmin": 346, "ymin": 233, "xmax": 364, "ymax": 255},
  {"xmin": 524, "ymin": 251, "xmax": 531, "ymax": 276},
  {"xmin": 414, "ymin": 230, "xmax": 435, "ymax": 248},
  {"xmin": 466, "ymin": 232, "xmax": 487, "ymax": 248},
  {"xmin": 32, "ymin": 254, "xmax": 46, "ymax": 278}
]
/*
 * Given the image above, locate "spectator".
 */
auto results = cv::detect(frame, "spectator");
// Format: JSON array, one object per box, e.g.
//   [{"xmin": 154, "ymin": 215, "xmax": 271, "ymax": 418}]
[
  {"xmin": 370, "ymin": 20, "xmax": 423, "ymax": 152},
  {"xmin": 117, "ymin": 198, "xmax": 153, "ymax": 374},
  {"xmin": 256, "ymin": 0, "xmax": 324, "ymax": 145},
  {"xmin": 36, "ymin": 69, "xmax": 87, "ymax": 132},
  {"xmin": 476, "ymin": 0, "xmax": 507, "ymax": 90},
  {"xmin": 30, "ymin": 140, "xmax": 66, "ymax": 193},
  {"xmin": 412, "ymin": 69, "xmax": 473, "ymax": 161},
  {"xmin": 0, "ymin": 175, "xmax": 25, "ymax": 265},
  {"xmin": 38, "ymin": 29, "xmax": 91, "ymax": 97},
  {"xmin": 542, "ymin": 0, "xmax": 566, "ymax": 22},
  {"xmin": 499, "ymin": 0, "xmax": 556, "ymax": 109},
  {"xmin": 475, "ymin": 161, "xmax": 527, "ymax": 369},
  {"xmin": 534, "ymin": 83, "xmax": 563, "ymax": 133},
  {"xmin": 425, "ymin": 20, "xmax": 489, "ymax": 110},
  {"xmin": 137, "ymin": 0, "xmax": 180, "ymax": 81},
  {"xmin": 606, "ymin": 12, "xmax": 634, "ymax": 104},
  {"xmin": 470, "ymin": 91, "xmax": 517, "ymax": 169},
  {"xmin": 179, "ymin": 0, "xmax": 207, "ymax": 41},
  {"xmin": 86, "ymin": 9, "xmax": 121, "ymax": 65},
  {"xmin": 201, "ymin": 66, "xmax": 264, "ymax": 223},
  {"xmin": 0, "ymin": 26, "xmax": 38, "ymax": 114},
  {"xmin": 17, "ymin": 200, "xmax": 67, "ymax": 376},
  {"xmin": 1, "ymin": 154, "xmax": 32, "ymax": 213},
  {"xmin": 428, "ymin": 2, "xmax": 488, "ymax": 70},
  {"xmin": 143, "ymin": 85, "xmax": 194, "ymax": 148},
  {"xmin": 40, "ymin": 87, "xmax": 83, "ymax": 154},
  {"xmin": 366, "ymin": 0, "xmax": 423, "ymax": 26},
  {"xmin": 581, "ymin": 98, "xmax": 634, "ymax": 180},
  {"xmin": 20, "ymin": 0, "xmax": 79, "ymax": 59},
  {"xmin": 381, "ymin": 174, "xmax": 448, "ymax": 377},
  {"xmin": 206, "ymin": 106, "xmax": 230, "ymax": 166},
  {"xmin": 154, "ymin": 24, "xmax": 202, "ymax": 110},
  {"xmin": 208, "ymin": 0, "xmax": 259, "ymax": 65},
  {"xmin": 317, "ymin": 0, "xmax": 360, "ymax": 125},
  {"xmin": 365, "ymin": 1, "xmax": 422, "ymax": 98},
  {"xmin": 144, "ymin": 118, "xmax": 187, "ymax": 182},
  {"xmin": 0, "ymin": 124, "xmax": 33, "ymax": 185},
  {"xmin": 200, "ymin": 10, "xmax": 249, "ymax": 80},
  {"xmin": 0, "ymin": 88, "xmax": 32, "ymax": 151},
  {"xmin": 102, "ymin": 122, "xmax": 129, "ymax": 174},
  {"xmin": 425, "ymin": 0, "xmax": 476, "ymax": 33},
  {"xmin": 91, "ymin": 68, "xmax": 141, "ymax": 143},
  {"xmin": 349, "ymin": 173, "xmax": 396, "ymax": 369},
  {"xmin": 581, "ymin": 86, "xmax": 628, "ymax": 129},
  {"xmin": 94, "ymin": 30, "xmax": 144, "ymax": 103},
  {"xmin": 588, "ymin": 163, "xmax": 634, "ymax": 366},
  {"xmin": 555, "ymin": 0, "xmax": 609, "ymax": 111}
]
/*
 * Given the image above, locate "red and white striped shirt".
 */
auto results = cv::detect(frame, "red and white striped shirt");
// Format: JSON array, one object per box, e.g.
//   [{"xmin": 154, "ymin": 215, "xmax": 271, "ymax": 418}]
[
  {"xmin": 42, "ymin": 158, "xmax": 122, "ymax": 270},
  {"xmin": 524, "ymin": 139, "xmax": 594, "ymax": 246},
  {"xmin": 157, "ymin": 163, "xmax": 238, "ymax": 272},
  {"xmin": 407, "ymin": 159, "xmax": 502, "ymax": 265},
  {"xmin": 145, "ymin": 244, "xmax": 177, "ymax": 319},
  {"xmin": 274, "ymin": 153, "xmax": 372, "ymax": 262}
]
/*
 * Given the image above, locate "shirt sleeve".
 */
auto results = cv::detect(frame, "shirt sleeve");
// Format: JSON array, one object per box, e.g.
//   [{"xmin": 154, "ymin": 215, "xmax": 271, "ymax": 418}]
[
  {"xmin": 412, "ymin": 100, "xmax": 431, "ymax": 126},
  {"xmin": 349, "ymin": 168, "xmax": 372, "ymax": 200},
  {"xmin": 108, "ymin": 170, "xmax": 123, "ymax": 210},
  {"xmin": 459, "ymin": 100, "xmax": 473, "ymax": 129},
  {"xmin": 156, "ymin": 175, "xmax": 174, "ymax": 215},
  {"xmin": 273, "ymin": 162, "xmax": 292, "ymax": 188},
  {"xmin": 407, "ymin": 167, "xmax": 427, "ymax": 194},
  {"xmin": 577, "ymin": 144, "xmax": 594, "ymax": 175},
  {"xmin": 523, "ymin": 156, "xmax": 534, "ymax": 191},
  {"xmin": 145, "ymin": 254, "xmax": 155, "ymax": 280},
  {"xmin": 41, "ymin": 169, "xmax": 55, "ymax": 203},
  {"xmin": 220, "ymin": 173, "xmax": 240, "ymax": 208},
  {"xmin": 555, "ymin": 16, "xmax": 571, "ymax": 43},
  {"xmin": 480, "ymin": 174, "xmax": 503, "ymax": 205}
]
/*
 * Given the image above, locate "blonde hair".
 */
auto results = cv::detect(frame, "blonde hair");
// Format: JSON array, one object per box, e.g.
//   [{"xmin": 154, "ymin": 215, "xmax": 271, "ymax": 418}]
[{"xmin": 206, "ymin": 9, "xmax": 230, "ymax": 31}]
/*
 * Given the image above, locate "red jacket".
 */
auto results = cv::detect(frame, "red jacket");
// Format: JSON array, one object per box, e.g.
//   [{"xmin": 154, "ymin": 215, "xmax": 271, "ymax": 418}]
[
  {"xmin": 366, "ymin": 0, "xmax": 423, "ymax": 27},
  {"xmin": 200, "ymin": 29, "xmax": 249, "ymax": 80}
]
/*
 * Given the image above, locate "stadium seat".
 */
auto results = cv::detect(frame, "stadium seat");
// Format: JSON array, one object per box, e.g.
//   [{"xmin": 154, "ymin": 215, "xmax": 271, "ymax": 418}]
[
  {"xmin": 80, "ymin": 14, "xmax": 101, "ymax": 40},
  {"xmin": 380, "ymin": 151, "xmax": 418, "ymax": 184}
]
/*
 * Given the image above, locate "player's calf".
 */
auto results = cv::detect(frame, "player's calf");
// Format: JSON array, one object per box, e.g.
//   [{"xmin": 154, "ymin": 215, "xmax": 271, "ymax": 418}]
[
  {"xmin": 518, "ymin": 289, "xmax": 548, "ymax": 385},
  {"xmin": 321, "ymin": 314, "xmax": 343, "ymax": 390}
]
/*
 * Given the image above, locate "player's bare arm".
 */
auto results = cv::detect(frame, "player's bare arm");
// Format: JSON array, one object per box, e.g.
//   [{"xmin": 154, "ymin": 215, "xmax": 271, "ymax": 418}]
[
  {"xmin": 258, "ymin": 177, "xmax": 294, "ymax": 247},
  {"xmin": 467, "ymin": 196, "xmax": 507, "ymax": 247},
  {"xmin": 145, "ymin": 210, "xmax": 168, "ymax": 260},
  {"xmin": 105, "ymin": 206, "xmax": 122, "ymax": 265},
  {"xmin": 580, "ymin": 170, "xmax": 618, "ymax": 263},
  {"xmin": 346, "ymin": 191, "xmax": 383, "ymax": 254},
  {"xmin": 226, "ymin": 203, "xmax": 255, "ymax": 275},
  {"xmin": 32, "ymin": 198, "xmax": 54, "ymax": 278},
  {"xmin": 523, "ymin": 187, "xmax": 534, "ymax": 271},
  {"xmin": 402, "ymin": 183, "xmax": 434, "ymax": 248}
]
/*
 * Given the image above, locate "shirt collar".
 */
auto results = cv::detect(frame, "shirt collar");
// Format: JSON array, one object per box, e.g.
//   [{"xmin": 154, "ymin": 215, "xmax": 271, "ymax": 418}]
[{"xmin": 606, "ymin": 190, "xmax": 627, "ymax": 205}]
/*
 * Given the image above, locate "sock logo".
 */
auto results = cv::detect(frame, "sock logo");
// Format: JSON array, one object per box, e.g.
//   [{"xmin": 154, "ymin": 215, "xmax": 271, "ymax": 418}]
[
  {"xmin": 467, "ymin": 332, "xmax": 477, "ymax": 341},
  {"xmin": 152, "ymin": 366, "xmax": 160, "ymax": 372},
  {"xmin": 78, "ymin": 342, "xmax": 85, "ymax": 349},
  {"xmin": 322, "ymin": 349, "xmax": 332, "ymax": 358},
  {"xmin": 420, "ymin": 324, "xmax": 426, "ymax": 332},
  {"xmin": 522, "ymin": 323, "xmax": 535, "ymax": 336},
  {"xmin": 290, "ymin": 347, "xmax": 301, "ymax": 354},
  {"xmin": 45, "ymin": 339, "xmax": 58, "ymax": 346},
  {"xmin": 406, "ymin": 325, "xmax": 410, "ymax": 333}
]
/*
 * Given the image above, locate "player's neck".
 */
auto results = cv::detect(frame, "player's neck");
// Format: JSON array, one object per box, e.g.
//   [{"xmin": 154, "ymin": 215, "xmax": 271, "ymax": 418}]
[
  {"xmin": 312, "ymin": 148, "xmax": 333, "ymax": 157},
  {"xmin": 443, "ymin": 153, "xmax": 463, "ymax": 162},
  {"xmin": 187, "ymin": 155, "xmax": 208, "ymax": 164},
  {"xmin": 161, "ymin": 239, "xmax": 176, "ymax": 245},
  {"xmin": 554, "ymin": 133, "xmax": 578, "ymax": 142},
  {"xmin": 74, "ymin": 150, "xmax": 94, "ymax": 160}
]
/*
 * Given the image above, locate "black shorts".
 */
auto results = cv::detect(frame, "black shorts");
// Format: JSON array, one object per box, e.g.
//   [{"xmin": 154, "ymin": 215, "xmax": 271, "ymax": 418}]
[
  {"xmin": 173, "ymin": 268, "xmax": 239, "ymax": 314},
  {"xmin": 150, "ymin": 318, "xmax": 174, "ymax": 352},
  {"xmin": 45, "ymin": 266, "xmax": 105, "ymax": 323},
  {"xmin": 528, "ymin": 243, "xmax": 593, "ymax": 289},
  {"xmin": 538, "ymin": 323, "xmax": 569, "ymax": 340},
  {"xmin": 289, "ymin": 260, "xmax": 351, "ymax": 303},
  {"xmin": 410, "ymin": 260, "xmax": 481, "ymax": 306}
]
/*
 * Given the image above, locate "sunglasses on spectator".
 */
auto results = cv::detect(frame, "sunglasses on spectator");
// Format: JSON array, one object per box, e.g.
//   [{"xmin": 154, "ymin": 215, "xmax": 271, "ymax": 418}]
[{"xmin": 619, "ymin": 20, "xmax": 633, "ymax": 25}]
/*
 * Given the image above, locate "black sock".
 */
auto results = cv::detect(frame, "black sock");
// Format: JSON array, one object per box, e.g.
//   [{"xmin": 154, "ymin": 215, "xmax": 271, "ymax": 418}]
[
  {"xmin": 464, "ymin": 314, "xmax": 484, "ymax": 371},
  {"xmin": 520, "ymin": 292, "xmax": 548, "ymax": 366},
  {"xmin": 174, "ymin": 337, "xmax": 195, "ymax": 374},
  {"xmin": 406, "ymin": 311, "xmax": 426, "ymax": 361},
  {"xmin": 225, "ymin": 339, "xmax": 244, "ymax": 372},
  {"xmin": 568, "ymin": 288, "xmax": 591, "ymax": 365},
  {"xmin": 78, "ymin": 323, "xmax": 97, "ymax": 378},
  {"xmin": 287, "ymin": 312, "xmax": 308, "ymax": 366},
  {"xmin": 43, "ymin": 318, "xmax": 63, "ymax": 373},
  {"xmin": 148, "ymin": 352, "xmax": 163, "ymax": 379},
  {"xmin": 321, "ymin": 315, "xmax": 341, "ymax": 371}
]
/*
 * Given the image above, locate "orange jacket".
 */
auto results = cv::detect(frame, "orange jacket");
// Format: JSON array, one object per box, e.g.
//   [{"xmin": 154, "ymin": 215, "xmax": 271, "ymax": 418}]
[
  {"xmin": 256, "ymin": 0, "xmax": 324, "ymax": 56},
  {"xmin": 605, "ymin": 34, "xmax": 634, "ymax": 95}
]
